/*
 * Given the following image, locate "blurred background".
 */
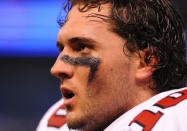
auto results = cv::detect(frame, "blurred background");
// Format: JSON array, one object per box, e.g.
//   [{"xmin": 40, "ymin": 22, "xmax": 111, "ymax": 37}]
[
  {"xmin": 0, "ymin": 0, "xmax": 63, "ymax": 130},
  {"xmin": 0, "ymin": 0, "xmax": 186, "ymax": 131}
]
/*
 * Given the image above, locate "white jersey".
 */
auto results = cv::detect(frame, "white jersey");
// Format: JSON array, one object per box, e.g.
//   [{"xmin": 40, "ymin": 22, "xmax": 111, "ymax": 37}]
[{"xmin": 36, "ymin": 87, "xmax": 187, "ymax": 131}]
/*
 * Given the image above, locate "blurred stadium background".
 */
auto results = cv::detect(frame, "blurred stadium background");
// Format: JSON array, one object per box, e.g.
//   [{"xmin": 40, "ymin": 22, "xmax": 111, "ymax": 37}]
[{"xmin": 0, "ymin": 0, "xmax": 186, "ymax": 131}]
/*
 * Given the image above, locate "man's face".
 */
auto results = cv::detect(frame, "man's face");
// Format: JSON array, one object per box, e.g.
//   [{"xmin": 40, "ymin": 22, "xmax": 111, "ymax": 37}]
[{"xmin": 51, "ymin": 3, "xmax": 138, "ymax": 131}]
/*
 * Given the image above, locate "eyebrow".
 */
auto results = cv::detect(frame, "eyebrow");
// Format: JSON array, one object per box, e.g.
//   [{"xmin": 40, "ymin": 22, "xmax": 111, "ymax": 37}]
[
  {"xmin": 68, "ymin": 37, "xmax": 97, "ymax": 44},
  {"xmin": 56, "ymin": 37, "xmax": 97, "ymax": 47}
]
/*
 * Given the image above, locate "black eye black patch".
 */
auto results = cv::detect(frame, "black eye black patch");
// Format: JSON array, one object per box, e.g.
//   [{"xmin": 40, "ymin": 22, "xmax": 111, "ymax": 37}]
[{"xmin": 60, "ymin": 55, "xmax": 101, "ymax": 82}]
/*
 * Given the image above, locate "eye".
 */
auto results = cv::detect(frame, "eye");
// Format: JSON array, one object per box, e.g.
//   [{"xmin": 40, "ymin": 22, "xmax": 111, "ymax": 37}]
[
  {"xmin": 74, "ymin": 43, "xmax": 86, "ymax": 51},
  {"xmin": 73, "ymin": 43, "xmax": 92, "ymax": 54}
]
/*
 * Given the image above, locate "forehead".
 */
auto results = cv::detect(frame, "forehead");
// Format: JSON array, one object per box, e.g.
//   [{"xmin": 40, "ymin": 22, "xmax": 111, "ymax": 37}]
[
  {"xmin": 67, "ymin": 3, "xmax": 111, "ymax": 24},
  {"xmin": 58, "ymin": 4, "xmax": 113, "ymax": 39},
  {"xmin": 57, "ymin": 3, "xmax": 127, "ymax": 49}
]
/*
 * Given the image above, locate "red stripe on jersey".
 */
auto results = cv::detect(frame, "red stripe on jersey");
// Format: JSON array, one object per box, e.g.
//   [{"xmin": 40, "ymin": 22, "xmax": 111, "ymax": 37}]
[
  {"xmin": 154, "ymin": 89, "xmax": 187, "ymax": 109},
  {"xmin": 129, "ymin": 110, "xmax": 163, "ymax": 131},
  {"xmin": 48, "ymin": 104, "xmax": 66, "ymax": 128}
]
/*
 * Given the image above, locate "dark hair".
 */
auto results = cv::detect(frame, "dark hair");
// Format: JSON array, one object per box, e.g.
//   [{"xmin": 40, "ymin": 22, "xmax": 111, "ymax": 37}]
[{"xmin": 59, "ymin": 0, "xmax": 187, "ymax": 92}]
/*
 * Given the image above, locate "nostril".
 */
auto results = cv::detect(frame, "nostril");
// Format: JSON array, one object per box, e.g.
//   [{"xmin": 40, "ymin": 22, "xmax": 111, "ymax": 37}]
[{"xmin": 58, "ymin": 73, "xmax": 69, "ymax": 79}]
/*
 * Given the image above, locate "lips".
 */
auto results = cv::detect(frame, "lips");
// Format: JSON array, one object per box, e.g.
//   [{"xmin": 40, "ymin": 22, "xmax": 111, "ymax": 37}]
[
  {"xmin": 61, "ymin": 87, "xmax": 75, "ymax": 106},
  {"xmin": 62, "ymin": 88, "xmax": 75, "ymax": 99}
]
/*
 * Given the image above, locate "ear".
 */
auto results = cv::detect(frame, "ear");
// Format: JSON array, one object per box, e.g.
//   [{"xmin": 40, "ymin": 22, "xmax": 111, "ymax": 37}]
[
  {"xmin": 135, "ymin": 49, "xmax": 157, "ymax": 82},
  {"xmin": 135, "ymin": 65, "xmax": 154, "ymax": 82}
]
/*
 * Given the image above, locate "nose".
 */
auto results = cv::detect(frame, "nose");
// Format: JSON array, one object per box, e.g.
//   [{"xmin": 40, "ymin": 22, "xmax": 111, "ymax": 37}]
[{"xmin": 51, "ymin": 55, "xmax": 73, "ymax": 80}]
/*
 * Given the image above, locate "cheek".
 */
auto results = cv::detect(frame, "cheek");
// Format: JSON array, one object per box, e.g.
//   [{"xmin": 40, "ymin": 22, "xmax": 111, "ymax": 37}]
[
  {"xmin": 88, "ymin": 59, "xmax": 130, "ymax": 96},
  {"xmin": 85, "ymin": 66, "xmax": 116, "ymax": 98},
  {"xmin": 75, "ymin": 66, "xmax": 90, "ymax": 87}
]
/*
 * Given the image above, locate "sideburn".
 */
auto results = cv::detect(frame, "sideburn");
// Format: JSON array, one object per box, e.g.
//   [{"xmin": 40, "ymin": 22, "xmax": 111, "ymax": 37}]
[{"xmin": 60, "ymin": 55, "xmax": 101, "ymax": 82}]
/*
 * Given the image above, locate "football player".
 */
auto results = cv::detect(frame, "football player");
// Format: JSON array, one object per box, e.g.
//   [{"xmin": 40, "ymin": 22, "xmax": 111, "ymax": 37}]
[{"xmin": 37, "ymin": 0, "xmax": 187, "ymax": 130}]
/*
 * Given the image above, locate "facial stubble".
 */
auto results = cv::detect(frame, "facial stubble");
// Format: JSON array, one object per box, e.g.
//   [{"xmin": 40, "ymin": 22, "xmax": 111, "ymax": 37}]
[
  {"xmin": 60, "ymin": 55, "xmax": 101, "ymax": 130},
  {"xmin": 60, "ymin": 55, "xmax": 131, "ymax": 131}
]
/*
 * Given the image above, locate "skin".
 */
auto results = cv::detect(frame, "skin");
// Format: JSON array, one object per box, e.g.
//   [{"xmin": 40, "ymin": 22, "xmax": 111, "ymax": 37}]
[{"xmin": 51, "ymin": 3, "xmax": 155, "ymax": 131}]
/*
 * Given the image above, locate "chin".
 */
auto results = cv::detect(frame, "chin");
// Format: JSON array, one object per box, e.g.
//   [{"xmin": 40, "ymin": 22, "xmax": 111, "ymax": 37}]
[
  {"xmin": 66, "ymin": 112, "xmax": 106, "ymax": 131},
  {"xmin": 66, "ymin": 111, "xmax": 86, "ymax": 130},
  {"xmin": 66, "ymin": 112, "xmax": 99, "ymax": 131}
]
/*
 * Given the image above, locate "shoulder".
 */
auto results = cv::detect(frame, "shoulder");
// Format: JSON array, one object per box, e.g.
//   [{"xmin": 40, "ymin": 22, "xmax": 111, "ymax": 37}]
[
  {"xmin": 36, "ymin": 99, "xmax": 69, "ymax": 131},
  {"xmin": 105, "ymin": 87, "xmax": 187, "ymax": 131},
  {"xmin": 129, "ymin": 87, "xmax": 187, "ymax": 131}
]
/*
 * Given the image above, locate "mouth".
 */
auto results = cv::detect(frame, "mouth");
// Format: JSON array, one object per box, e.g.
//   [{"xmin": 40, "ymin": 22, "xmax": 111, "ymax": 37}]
[
  {"xmin": 62, "ymin": 89, "xmax": 75, "ymax": 99},
  {"xmin": 61, "ymin": 88, "xmax": 75, "ymax": 106}
]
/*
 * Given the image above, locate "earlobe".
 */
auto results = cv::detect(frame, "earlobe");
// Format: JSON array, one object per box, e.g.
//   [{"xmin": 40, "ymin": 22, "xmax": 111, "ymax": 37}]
[{"xmin": 135, "ymin": 66, "xmax": 154, "ymax": 82}]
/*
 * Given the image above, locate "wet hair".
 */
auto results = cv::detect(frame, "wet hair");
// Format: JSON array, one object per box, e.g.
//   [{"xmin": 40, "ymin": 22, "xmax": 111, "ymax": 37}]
[{"xmin": 59, "ymin": 0, "xmax": 187, "ymax": 92}]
